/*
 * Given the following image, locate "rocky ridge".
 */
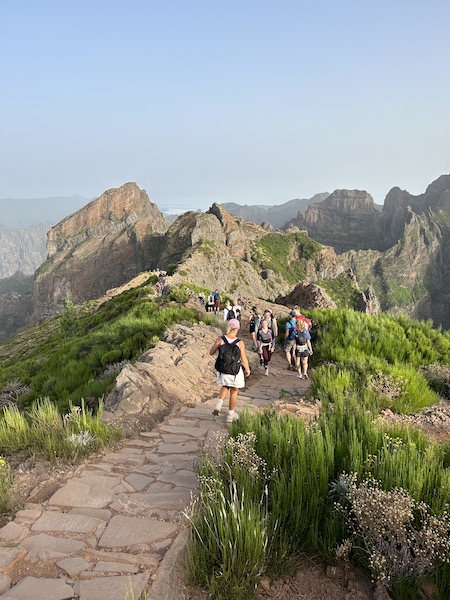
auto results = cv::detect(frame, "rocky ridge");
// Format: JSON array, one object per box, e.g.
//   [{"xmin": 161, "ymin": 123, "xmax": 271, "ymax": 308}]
[
  {"xmin": 285, "ymin": 189, "xmax": 383, "ymax": 253},
  {"xmin": 284, "ymin": 175, "xmax": 450, "ymax": 328}
]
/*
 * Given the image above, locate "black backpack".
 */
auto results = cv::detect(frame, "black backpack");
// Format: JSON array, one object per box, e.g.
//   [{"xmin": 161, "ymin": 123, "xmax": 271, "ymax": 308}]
[
  {"xmin": 226, "ymin": 308, "xmax": 235, "ymax": 320},
  {"xmin": 295, "ymin": 329, "xmax": 307, "ymax": 345},
  {"xmin": 215, "ymin": 336, "xmax": 242, "ymax": 375}
]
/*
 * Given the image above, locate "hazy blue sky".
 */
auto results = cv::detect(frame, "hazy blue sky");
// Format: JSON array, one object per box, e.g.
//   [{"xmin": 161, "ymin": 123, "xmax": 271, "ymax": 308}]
[{"xmin": 1, "ymin": 0, "xmax": 449, "ymax": 212}]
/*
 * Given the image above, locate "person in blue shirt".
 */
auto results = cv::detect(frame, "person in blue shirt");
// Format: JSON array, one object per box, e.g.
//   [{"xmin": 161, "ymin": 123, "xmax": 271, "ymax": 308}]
[{"xmin": 283, "ymin": 310, "xmax": 298, "ymax": 370}]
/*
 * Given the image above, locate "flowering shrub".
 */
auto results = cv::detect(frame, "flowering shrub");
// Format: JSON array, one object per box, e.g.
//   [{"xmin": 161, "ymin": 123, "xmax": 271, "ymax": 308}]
[
  {"xmin": 186, "ymin": 431, "xmax": 270, "ymax": 599},
  {"xmin": 421, "ymin": 363, "xmax": 450, "ymax": 400},
  {"xmin": 203, "ymin": 430, "xmax": 268, "ymax": 480},
  {"xmin": 366, "ymin": 371, "xmax": 406, "ymax": 404},
  {"xmin": 333, "ymin": 473, "xmax": 450, "ymax": 586}
]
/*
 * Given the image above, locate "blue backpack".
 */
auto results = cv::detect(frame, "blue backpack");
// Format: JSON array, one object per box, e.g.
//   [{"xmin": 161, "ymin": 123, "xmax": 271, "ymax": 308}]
[{"xmin": 287, "ymin": 321, "xmax": 297, "ymax": 341}]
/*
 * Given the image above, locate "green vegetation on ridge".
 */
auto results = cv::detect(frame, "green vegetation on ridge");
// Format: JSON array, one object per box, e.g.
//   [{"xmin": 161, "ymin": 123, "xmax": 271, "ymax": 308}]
[
  {"xmin": 0, "ymin": 280, "xmax": 201, "ymax": 411},
  {"xmin": 252, "ymin": 232, "xmax": 321, "ymax": 284}
]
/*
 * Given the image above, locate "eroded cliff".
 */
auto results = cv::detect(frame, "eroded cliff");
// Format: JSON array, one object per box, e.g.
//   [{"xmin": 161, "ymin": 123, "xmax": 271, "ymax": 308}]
[{"xmin": 32, "ymin": 183, "xmax": 170, "ymax": 321}]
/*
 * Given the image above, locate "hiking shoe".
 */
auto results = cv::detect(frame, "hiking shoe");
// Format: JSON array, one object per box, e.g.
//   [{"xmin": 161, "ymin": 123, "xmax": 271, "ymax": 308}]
[
  {"xmin": 226, "ymin": 412, "xmax": 240, "ymax": 423},
  {"xmin": 212, "ymin": 399, "xmax": 223, "ymax": 416},
  {"xmin": 296, "ymin": 374, "xmax": 303, "ymax": 379}
]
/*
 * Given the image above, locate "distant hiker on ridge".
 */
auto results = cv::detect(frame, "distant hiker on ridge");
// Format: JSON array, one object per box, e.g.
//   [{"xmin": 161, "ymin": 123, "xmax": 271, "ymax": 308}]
[{"xmin": 213, "ymin": 289, "xmax": 221, "ymax": 313}]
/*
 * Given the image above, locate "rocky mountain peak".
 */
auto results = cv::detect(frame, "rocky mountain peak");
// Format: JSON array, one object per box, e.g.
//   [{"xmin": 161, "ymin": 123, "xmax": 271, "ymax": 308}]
[
  {"xmin": 47, "ymin": 182, "xmax": 168, "ymax": 256},
  {"xmin": 32, "ymin": 183, "xmax": 170, "ymax": 321},
  {"xmin": 285, "ymin": 189, "xmax": 382, "ymax": 252},
  {"xmin": 324, "ymin": 189, "xmax": 376, "ymax": 214}
]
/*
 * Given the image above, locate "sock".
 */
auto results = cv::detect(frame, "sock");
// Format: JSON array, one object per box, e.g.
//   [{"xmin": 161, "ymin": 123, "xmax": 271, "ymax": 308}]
[{"xmin": 228, "ymin": 409, "xmax": 235, "ymax": 416}]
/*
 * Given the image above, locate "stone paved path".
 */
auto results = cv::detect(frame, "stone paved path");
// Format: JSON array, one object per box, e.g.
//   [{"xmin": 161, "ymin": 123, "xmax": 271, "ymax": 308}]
[{"xmin": 0, "ymin": 343, "xmax": 310, "ymax": 600}]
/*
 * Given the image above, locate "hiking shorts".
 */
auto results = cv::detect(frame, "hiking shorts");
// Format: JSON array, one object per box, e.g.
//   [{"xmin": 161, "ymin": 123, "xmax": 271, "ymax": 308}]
[
  {"xmin": 283, "ymin": 339, "xmax": 295, "ymax": 353},
  {"xmin": 295, "ymin": 347, "xmax": 310, "ymax": 358},
  {"xmin": 217, "ymin": 368, "xmax": 245, "ymax": 389}
]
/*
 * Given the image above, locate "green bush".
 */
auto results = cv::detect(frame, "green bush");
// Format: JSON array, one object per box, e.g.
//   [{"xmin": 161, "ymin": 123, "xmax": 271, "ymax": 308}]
[
  {"xmin": 0, "ymin": 398, "xmax": 122, "ymax": 463},
  {"xmin": 187, "ymin": 309, "xmax": 450, "ymax": 598},
  {"xmin": 166, "ymin": 264, "xmax": 177, "ymax": 276},
  {"xmin": 253, "ymin": 232, "xmax": 321, "ymax": 284},
  {"xmin": 0, "ymin": 288, "xmax": 200, "ymax": 409},
  {"xmin": 169, "ymin": 287, "xmax": 190, "ymax": 303}
]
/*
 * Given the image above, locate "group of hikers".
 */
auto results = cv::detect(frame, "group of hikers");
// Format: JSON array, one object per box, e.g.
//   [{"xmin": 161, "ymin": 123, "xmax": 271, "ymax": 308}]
[
  {"xmin": 208, "ymin": 296, "xmax": 313, "ymax": 423},
  {"xmin": 199, "ymin": 290, "xmax": 223, "ymax": 313}
]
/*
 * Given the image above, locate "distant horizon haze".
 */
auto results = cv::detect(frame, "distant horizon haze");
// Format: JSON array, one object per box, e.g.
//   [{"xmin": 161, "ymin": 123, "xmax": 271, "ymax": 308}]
[{"xmin": 1, "ymin": 2, "xmax": 449, "ymax": 216}]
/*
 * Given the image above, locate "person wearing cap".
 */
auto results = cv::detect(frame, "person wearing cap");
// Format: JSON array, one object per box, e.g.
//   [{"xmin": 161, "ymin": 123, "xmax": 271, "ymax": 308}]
[{"xmin": 209, "ymin": 318, "xmax": 251, "ymax": 423}]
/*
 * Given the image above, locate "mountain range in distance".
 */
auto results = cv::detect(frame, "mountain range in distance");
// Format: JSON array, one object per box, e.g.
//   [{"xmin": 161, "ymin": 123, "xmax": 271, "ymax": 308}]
[{"xmin": 0, "ymin": 191, "xmax": 382, "ymax": 229}]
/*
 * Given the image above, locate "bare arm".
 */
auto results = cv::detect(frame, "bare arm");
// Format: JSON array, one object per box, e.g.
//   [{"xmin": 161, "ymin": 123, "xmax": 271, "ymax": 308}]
[
  {"xmin": 238, "ymin": 340, "xmax": 251, "ymax": 376},
  {"xmin": 209, "ymin": 336, "xmax": 223, "ymax": 355}
]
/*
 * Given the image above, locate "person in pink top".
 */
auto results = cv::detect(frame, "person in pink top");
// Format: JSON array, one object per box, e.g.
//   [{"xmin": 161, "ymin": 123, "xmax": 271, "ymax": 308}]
[{"xmin": 209, "ymin": 319, "xmax": 250, "ymax": 423}]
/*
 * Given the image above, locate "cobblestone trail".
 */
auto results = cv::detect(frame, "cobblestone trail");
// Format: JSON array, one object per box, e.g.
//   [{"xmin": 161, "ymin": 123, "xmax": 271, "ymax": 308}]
[{"xmin": 0, "ymin": 342, "xmax": 310, "ymax": 600}]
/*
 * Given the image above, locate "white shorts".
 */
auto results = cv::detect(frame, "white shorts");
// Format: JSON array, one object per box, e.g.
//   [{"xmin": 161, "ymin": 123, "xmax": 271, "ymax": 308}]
[{"xmin": 217, "ymin": 368, "xmax": 245, "ymax": 389}]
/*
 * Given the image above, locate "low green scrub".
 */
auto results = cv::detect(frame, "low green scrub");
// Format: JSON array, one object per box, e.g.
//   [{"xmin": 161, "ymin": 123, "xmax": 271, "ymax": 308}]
[
  {"xmin": 0, "ymin": 281, "xmax": 202, "ymax": 410},
  {"xmin": 252, "ymin": 232, "xmax": 321, "ymax": 284},
  {"xmin": 187, "ymin": 309, "xmax": 450, "ymax": 598},
  {"xmin": 0, "ymin": 398, "xmax": 121, "ymax": 463},
  {"xmin": 309, "ymin": 308, "xmax": 450, "ymax": 413},
  {"xmin": 318, "ymin": 274, "xmax": 361, "ymax": 309},
  {"xmin": 0, "ymin": 457, "xmax": 13, "ymax": 514},
  {"xmin": 187, "ymin": 396, "xmax": 450, "ymax": 599}
]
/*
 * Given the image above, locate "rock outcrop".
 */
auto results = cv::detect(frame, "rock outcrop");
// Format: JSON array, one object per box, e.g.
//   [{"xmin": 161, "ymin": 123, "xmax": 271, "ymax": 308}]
[
  {"xmin": 221, "ymin": 193, "xmax": 330, "ymax": 228},
  {"xmin": 104, "ymin": 322, "xmax": 220, "ymax": 424},
  {"xmin": 276, "ymin": 283, "xmax": 337, "ymax": 311},
  {"xmin": 32, "ymin": 183, "xmax": 170, "ymax": 321},
  {"xmin": 285, "ymin": 189, "xmax": 383, "ymax": 253}
]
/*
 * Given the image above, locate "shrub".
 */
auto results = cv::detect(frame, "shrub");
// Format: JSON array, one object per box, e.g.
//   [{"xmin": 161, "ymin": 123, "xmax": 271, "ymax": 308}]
[
  {"xmin": 166, "ymin": 264, "xmax": 177, "ymax": 276},
  {"xmin": 0, "ymin": 398, "xmax": 122, "ymax": 463},
  {"xmin": 169, "ymin": 287, "xmax": 190, "ymax": 304},
  {"xmin": 333, "ymin": 473, "xmax": 450, "ymax": 587},
  {"xmin": 0, "ymin": 292, "xmax": 200, "ymax": 409}
]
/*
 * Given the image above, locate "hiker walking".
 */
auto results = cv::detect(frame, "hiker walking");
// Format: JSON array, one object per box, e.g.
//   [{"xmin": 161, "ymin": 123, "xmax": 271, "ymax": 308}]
[
  {"xmin": 223, "ymin": 300, "xmax": 233, "ymax": 321},
  {"xmin": 263, "ymin": 309, "xmax": 278, "ymax": 338},
  {"xmin": 206, "ymin": 293, "xmax": 214, "ymax": 313},
  {"xmin": 232, "ymin": 299, "xmax": 242, "ymax": 322},
  {"xmin": 283, "ymin": 310, "xmax": 298, "ymax": 370},
  {"xmin": 210, "ymin": 318, "xmax": 250, "ymax": 423},
  {"xmin": 295, "ymin": 318, "xmax": 313, "ymax": 379},
  {"xmin": 256, "ymin": 318, "xmax": 275, "ymax": 376},
  {"xmin": 293, "ymin": 305, "xmax": 312, "ymax": 331},
  {"xmin": 249, "ymin": 306, "xmax": 261, "ymax": 350},
  {"xmin": 213, "ymin": 289, "xmax": 221, "ymax": 313}
]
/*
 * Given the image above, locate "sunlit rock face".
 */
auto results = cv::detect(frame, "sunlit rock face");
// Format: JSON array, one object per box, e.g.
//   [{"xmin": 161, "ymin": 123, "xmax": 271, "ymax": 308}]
[{"xmin": 32, "ymin": 183, "xmax": 170, "ymax": 321}]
